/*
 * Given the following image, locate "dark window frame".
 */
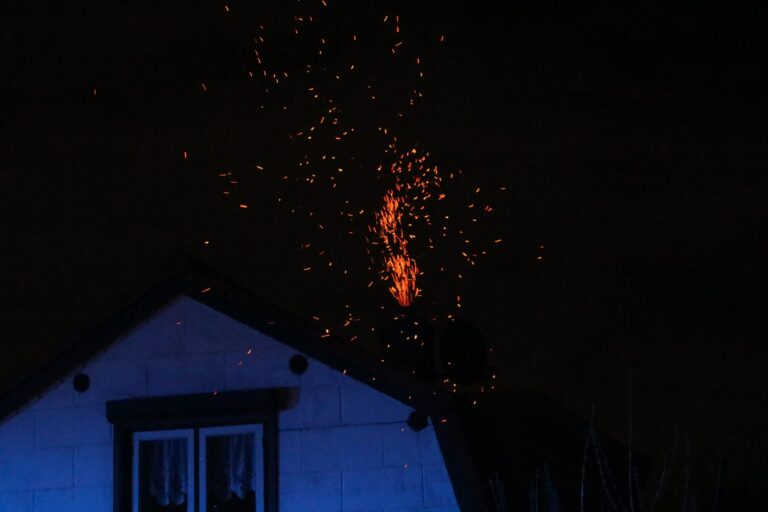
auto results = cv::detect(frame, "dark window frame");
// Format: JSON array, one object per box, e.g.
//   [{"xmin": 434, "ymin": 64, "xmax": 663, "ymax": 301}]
[{"xmin": 107, "ymin": 388, "xmax": 298, "ymax": 512}]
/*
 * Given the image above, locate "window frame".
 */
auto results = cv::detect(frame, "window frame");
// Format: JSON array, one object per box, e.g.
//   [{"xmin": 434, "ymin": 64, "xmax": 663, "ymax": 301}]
[{"xmin": 107, "ymin": 389, "xmax": 297, "ymax": 512}]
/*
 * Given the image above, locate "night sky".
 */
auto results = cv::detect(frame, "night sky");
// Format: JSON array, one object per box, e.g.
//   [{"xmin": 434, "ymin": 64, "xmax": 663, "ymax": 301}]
[{"xmin": 3, "ymin": 0, "xmax": 767, "ymax": 501}]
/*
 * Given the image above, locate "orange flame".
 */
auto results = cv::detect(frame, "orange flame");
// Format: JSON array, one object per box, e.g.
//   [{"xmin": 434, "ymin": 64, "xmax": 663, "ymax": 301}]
[
  {"xmin": 370, "ymin": 148, "xmax": 444, "ymax": 306},
  {"xmin": 384, "ymin": 252, "xmax": 420, "ymax": 306},
  {"xmin": 373, "ymin": 189, "xmax": 419, "ymax": 306}
]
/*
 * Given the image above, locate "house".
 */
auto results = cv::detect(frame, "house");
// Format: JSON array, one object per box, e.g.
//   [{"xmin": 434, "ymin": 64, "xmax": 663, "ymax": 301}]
[
  {"xmin": 0, "ymin": 264, "xmax": 482, "ymax": 512},
  {"xmin": 0, "ymin": 261, "xmax": 636, "ymax": 512}
]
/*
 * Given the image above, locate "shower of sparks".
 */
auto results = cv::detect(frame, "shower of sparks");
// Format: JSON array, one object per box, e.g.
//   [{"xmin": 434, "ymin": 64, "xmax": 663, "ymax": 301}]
[{"xmin": 196, "ymin": 0, "xmax": 504, "ymax": 345}]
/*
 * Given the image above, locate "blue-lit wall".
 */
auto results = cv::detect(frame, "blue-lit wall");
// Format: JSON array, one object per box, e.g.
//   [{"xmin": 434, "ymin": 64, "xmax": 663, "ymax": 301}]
[{"xmin": 0, "ymin": 296, "xmax": 460, "ymax": 511}]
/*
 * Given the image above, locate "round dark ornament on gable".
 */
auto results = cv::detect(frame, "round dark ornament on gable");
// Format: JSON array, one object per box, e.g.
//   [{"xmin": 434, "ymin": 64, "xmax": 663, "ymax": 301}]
[
  {"xmin": 289, "ymin": 354, "xmax": 309, "ymax": 375},
  {"xmin": 407, "ymin": 411, "xmax": 429, "ymax": 432},
  {"xmin": 73, "ymin": 373, "xmax": 90, "ymax": 393}
]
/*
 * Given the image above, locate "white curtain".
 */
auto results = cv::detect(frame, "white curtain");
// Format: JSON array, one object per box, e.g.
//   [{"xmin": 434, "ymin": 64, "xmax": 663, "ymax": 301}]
[
  {"xmin": 207, "ymin": 434, "xmax": 256, "ymax": 502},
  {"xmin": 149, "ymin": 439, "xmax": 188, "ymax": 506},
  {"xmin": 145, "ymin": 434, "xmax": 255, "ymax": 506}
]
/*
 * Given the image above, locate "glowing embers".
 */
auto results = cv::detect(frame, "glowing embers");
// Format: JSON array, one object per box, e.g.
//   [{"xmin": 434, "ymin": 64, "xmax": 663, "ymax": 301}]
[
  {"xmin": 384, "ymin": 252, "xmax": 419, "ymax": 307},
  {"xmin": 372, "ymin": 189, "xmax": 418, "ymax": 306},
  {"xmin": 370, "ymin": 148, "xmax": 443, "ymax": 307}
]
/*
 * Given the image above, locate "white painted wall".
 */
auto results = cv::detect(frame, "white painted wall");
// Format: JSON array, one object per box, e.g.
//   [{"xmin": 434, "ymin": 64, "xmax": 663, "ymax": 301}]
[{"xmin": 0, "ymin": 296, "xmax": 460, "ymax": 512}]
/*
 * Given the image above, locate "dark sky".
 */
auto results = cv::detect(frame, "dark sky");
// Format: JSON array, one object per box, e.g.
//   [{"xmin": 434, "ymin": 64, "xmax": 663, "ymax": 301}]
[{"xmin": 2, "ymin": 0, "xmax": 767, "ymax": 499}]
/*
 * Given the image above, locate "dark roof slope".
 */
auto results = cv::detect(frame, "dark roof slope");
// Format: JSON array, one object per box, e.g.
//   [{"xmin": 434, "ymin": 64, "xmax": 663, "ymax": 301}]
[{"xmin": 455, "ymin": 390, "xmax": 645, "ymax": 511}]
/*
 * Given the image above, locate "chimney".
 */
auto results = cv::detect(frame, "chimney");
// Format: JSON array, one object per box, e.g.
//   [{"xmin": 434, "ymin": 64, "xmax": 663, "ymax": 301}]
[
  {"xmin": 379, "ymin": 305, "xmax": 436, "ymax": 380},
  {"xmin": 439, "ymin": 318, "xmax": 487, "ymax": 386}
]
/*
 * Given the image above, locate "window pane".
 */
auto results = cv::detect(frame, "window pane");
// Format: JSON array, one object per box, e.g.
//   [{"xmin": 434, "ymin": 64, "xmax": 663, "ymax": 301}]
[
  {"xmin": 138, "ymin": 438, "xmax": 189, "ymax": 512},
  {"xmin": 205, "ymin": 434, "xmax": 256, "ymax": 512}
]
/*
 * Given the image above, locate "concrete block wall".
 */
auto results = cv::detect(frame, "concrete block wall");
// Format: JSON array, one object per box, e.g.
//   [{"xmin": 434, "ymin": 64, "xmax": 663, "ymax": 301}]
[{"xmin": 0, "ymin": 296, "xmax": 460, "ymax": 511}]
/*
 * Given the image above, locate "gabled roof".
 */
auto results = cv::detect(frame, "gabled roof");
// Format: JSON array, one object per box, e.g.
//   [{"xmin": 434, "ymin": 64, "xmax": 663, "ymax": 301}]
[{"xmin": 0, "ymin": 255, "xmax": 487, "ymax": 511}]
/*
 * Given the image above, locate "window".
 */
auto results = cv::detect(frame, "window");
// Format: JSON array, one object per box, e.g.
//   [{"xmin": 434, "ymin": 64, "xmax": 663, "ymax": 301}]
[
  {"xmin": 107, "ymin": 389, "xmax": 296, "ymax": 512},
  {"xmin": 134, "ymin": 429, "xmax": 196, "ymax": 511},
  {"xmin": 133, "ymin": 425, "xmax": 263, "ymax": 512},
  {"xmin": 199, "ymin": 425, "xmax": 263, "ymax": 512}
]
